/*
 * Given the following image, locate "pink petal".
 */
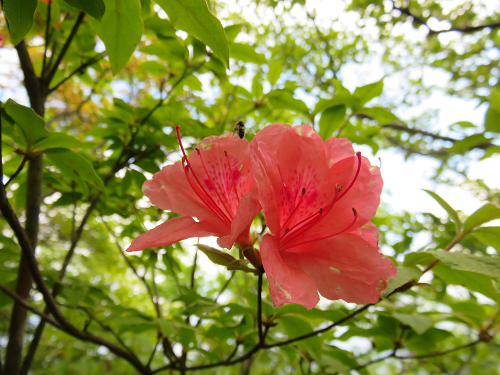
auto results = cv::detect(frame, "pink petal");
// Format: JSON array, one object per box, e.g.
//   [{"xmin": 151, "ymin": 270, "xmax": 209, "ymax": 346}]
[
  {"xmin": 261, "ymin": 234, "xmax": 319, "ymax": 310},
  {"xmin": 251, "ymin": 123, "xmax": 291, "ymax": 152},
  {"xmin": 273, "ymin": 125, "xmax": 332, "ymax": 229},
  {"xmin": 126, "ymin": 216, "xmax": 224, "ymax": 252},
  {"xmin": 188, "ymin": 133, "xmax": 255, "ymax": 218},
  {"xmin": 143, "ymin": 163, "xmax": 218, "ymax": 223},
  {"xmin": 286, "ymin": 233, "xmax": 397, "ymax": 304},
  {"xmin": 217, "ymin": 189, "xmax": 262, "ymax": 249},
  {"xmin": 250, "ymin": 144, "xmax": 284, "ymax": 235},
  {"xmin": 302, "ymin": 156, "xmax": 383, "ymax": 241},
  {"xmin": 324, "ymin": 137, "xmax": 355, "ymax": 167}
]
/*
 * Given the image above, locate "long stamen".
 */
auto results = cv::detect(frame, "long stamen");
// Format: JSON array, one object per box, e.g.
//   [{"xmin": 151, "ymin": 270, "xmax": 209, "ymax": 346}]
[
  {"xmin": 224, "ymin": 150, "xmax": 240, "ymax": 202},
  {"xmin": 176, "ymin": 126, "xmax": 232, "ymax": 226},
  {"xmin": 281, "ymin": 186, "xmax": 340, "ymax": 246},
  {"xmin": 288, "ymin": 208, "xmax": 358, "ymax": 248},
  {"xmin": 196, "ymin": 148, "xmax": 235, "ymax": 219},
  {"xmin": 279, "ymin": 152, "xmax": 363, "ymax": 248},
  {"xmin": 181, "ymin": 160, "xmax": 231, "ymax": 226},
  {"xmin": 337, "ymin": 152, "xmax": 362, "ymax": 200},
  {"xmin": 280, "ymin": 187, "xmax": 306, "ymax": 237}
]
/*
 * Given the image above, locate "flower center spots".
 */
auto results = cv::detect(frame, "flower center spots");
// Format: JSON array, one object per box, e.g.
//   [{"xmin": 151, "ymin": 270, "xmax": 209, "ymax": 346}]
[
  {"xmin": 176, "ymin": 126, "xmax": 232, "ymax": 227},
  {"xmin": 279, "ymin": 152, "xmax": 363, "ymax": 248}
]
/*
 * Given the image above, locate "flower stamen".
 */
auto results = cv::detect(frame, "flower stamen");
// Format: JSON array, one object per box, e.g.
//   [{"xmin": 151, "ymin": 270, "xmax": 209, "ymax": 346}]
[{"xmin": 176, "ymin": 126, "xmax": 232, "ymax": 227}]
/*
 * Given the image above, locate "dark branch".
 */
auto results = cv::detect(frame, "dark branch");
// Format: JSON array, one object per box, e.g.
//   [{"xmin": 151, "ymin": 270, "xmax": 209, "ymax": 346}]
[
  {"xmin": 0, "ymin": 283, "xmax": 61, "ymax": 329},
  {"xmin": 45, "ymin": 12, "xmax": 85, "ymax": 83},
  {"xmin": 48, "ymin": 52, "xmax": 106, "ymax": 93},
  {"xmin": 3, "ymin": 155, "xmax": 27, "ymax": 188},
  {"xmin": 428, "ymin": 22, "xmax": 500, "ymax": 35},
  {"xmin": 390, "ymin": 0, "xmax": 500, "ymax": 36}
]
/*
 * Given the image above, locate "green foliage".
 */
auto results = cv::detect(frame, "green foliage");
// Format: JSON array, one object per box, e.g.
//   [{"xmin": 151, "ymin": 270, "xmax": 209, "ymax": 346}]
[
  {"xmin": 2, "ymin": 0, "xmax": 37, "ymax": 45},
  {"xmin": 62, "ymin": 0, "xmax": 106, "ymax": 21},
  {"xmin": 1, "ymin": 0, "xmax": 500, "ymax": 374},
  {"xmin": 90, "ymin": 0, "xmax": 144, "ymax": 74},
  {"xmin": 154, "ymin": 0, "xmax": 230, "ymax": 67}
]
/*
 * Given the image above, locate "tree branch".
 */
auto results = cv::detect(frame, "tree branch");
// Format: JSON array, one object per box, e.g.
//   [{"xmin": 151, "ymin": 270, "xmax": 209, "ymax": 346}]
[
  {"xmin": 41, "ymin": 0, "xmax": 52, "ymax": 76},
  {"xmin": 3, "ymin": 155, "xmax": 27, "ymax": 188},
  {"xmin": 390, "ymin": 0, "xmax": 500, "ymax": 36},
  {"xmin": 45, "ymin": 12, "xmax": 85, "ymax": 83},
  {"xmin": 0, "ymin": 184, "xmax": 150, "ymax": 374},
  {"xmin": 257, "ymin": 273, "xmax": 263, "ymax": 342},
  {"xmin": 48, "ymin": 52, "xmax": 106, "ymax": 94},
  {"xmin": 0, "ymin": 283, "xmax": 61, "ymax": 329}
]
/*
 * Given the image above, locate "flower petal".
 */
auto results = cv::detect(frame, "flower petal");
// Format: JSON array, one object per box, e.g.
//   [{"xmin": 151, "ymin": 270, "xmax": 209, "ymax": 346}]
[
  {"xmin": 217, "ymin": 189, "xmax": 262, "ymax": 249},
  {"xmin": 250, "ymin": 143, "xmax": 284, "ymax": 235},
  {"xmin": 302, "ymin": 156, "xmax": 383, "ymax": 241},
  {"xmin": 324, "ymin": 137, "xmax": 355, "ymax": 167},
  {"xmin": 287, "ymin": 233, "xmax": 396, "ymax": 304},
  {"xmin": 261, "ymin": 234, "xmax": 319, "ymax": 309},
  {"xmin": 126, "ymin": 216, "xmax": 223, "ymax": 252},
  {"xmin": 251, "ymin": 123, "xmax": 291, "ymax": 151},
  {"xmin": 189, "ymin": 133, "xmax": 255, "ymax": 218},
  {"xmin": 143, "ymin": 163, "xmax": 218, "ymax": 222}
]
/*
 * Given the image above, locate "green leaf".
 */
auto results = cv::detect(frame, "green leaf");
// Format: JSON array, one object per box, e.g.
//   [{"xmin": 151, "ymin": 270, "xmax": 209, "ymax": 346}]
[
  {"xmin": 229, "ymin": 42, "xmax": 266, "ymax": 64},
  {"xmin": 353, "ymin": 79, "xmax": 384, "ymax": 107},
  {"xmin": 318, "ymin": 105, "xmax": 346, "ymax": 140},
  {"xmin": 313, "ymin": 94, "xmax": 360, "ymax": 116},
  {"xmin": 157, "ymin": 318, "xmax": 176, "ymax": 336},
  {"xmin": 432, "ymin": 263, "xmax": 499, "ymax": 301},
  {"xmin": 464, "ymin": 203, "xmax": 500, "ymax": 234},
  {"xmin": 405, "ymin": 328, "xmax": 453, "ymax": 354},
  {"xmin": 91, "ymin": 0, "xmax": 143, "ymax": 75},
  {"xmin": 279, "ymin": 315, "xmax": 322, "ymax": 359},
  {"xmin": 139, "ymin": 61, "xmax": 169, "ymax": 76},
  {"xmin": 268, "ymin": 90, "xmax": 309, "ymax": 114},
  {"xmin": 392, "ymin": 313, "xmax": 432, "ymax": 335},
  {"xmin": 381, "ymin": 266, "xmax": 421, "ymax": 298},
  {"xmin": 427, "ymin": 251, "xmax": 500, "ymax": 278},
  {"xmin": 196, "ymin": 244, "xmax": 237, "ymax": 266},
  {"xmin": 154, "ymin": 0, "xmax": 229, "ymax": 67},
  {"xmin": 423, "ymin": 190, "xmax": 461, "ymax": 233},
  {"xmin": 3, "ymin": 99, "xmax": 47, "ymax": 153},
  {"xmin": 268, "ymin": 59, "xmax": 282, "ymax": 86},
  {"xmin": 184, "ymin": 300, "xmax": 219, "ymax": 316},
  {"xmin": 484, "ymin": 89, "xmax": 500, "ymax": 133},
  {"xmin": 448, "ymin": 133, "xmax": 491, "ymax": 154},
  {"xmin": 3, "ymin": 0, "xmax": 37, "ymax": 46},
  {"xmin": 62, "ymin": 0, "xmax": 106, "ymax": 21},
  {"xmin": 358, "ymin": 106, "xmax": 397, "ymax": 125},
  {"xmin": 34, "ymin": 133, "xmax": 83, "ymax": 151},
  {"xmin": 44, "ymin": 148, "xmax": 105, "ymax": 197},
  {"xmin": 224, "ymin": 24, "xmax": 243, "ymax": 42},
  {"xmin": 144, "ymin": 16, "xmax": 176, "ymax": 37},
  {"xmin": 474, "ymin": 227, "xmax": 500, "ymax": 251}
]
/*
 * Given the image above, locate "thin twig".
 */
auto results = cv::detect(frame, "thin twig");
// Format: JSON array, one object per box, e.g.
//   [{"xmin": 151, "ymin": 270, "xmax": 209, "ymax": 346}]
[
  {"xmin": 48, "ymin": 52, "xmax": 105, "ymax": 93},
  {"xmin": 41, "ymin": 0, "xmax": 52, "ymax": 75},
  {"xmin": 0, "ymin": 283, "xmax": 60, "ymax": 329},
  {"xmin": 3, "ymin": 155, "xmax": 27, "ymax": 188},
  {"xmin": 257, "ymin": 274, "xmax": 263, "ymax": 342},
  {"xmin": 396, "ymin": 340, "xmax": 481, "ymax": 360},
  {"xmin": 45, "ymin": 12, "xmax": 85, "ymax": 83},
  {"xmin": 190, "ymin": 246, "xmax": 198, "ymax": 290},
  {"xmin": 213, "ymin": 272, "xmax": 235, "ymax": 303}
]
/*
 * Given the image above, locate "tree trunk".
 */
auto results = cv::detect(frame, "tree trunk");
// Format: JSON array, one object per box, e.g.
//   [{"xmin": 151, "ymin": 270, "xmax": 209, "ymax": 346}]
[{"xmin": 3, "ymin": 41, "xmax": 46, "ymax": 375}]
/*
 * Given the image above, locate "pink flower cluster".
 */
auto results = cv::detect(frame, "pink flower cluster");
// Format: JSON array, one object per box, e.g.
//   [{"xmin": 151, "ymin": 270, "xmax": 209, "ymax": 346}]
[{"xmin": 127, "ymin": 124, "xmax": 396, "ymax": 309}]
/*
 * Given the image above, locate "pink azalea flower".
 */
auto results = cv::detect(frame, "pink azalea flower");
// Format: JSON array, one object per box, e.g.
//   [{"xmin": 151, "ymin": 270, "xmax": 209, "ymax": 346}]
[
  {"xmin": 250, "ymin": 124, "xmax": 396, "ymax": 309},
  {"xmin": 126, "ymin": 126, "xmax": 261, "ymax": 253}
]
